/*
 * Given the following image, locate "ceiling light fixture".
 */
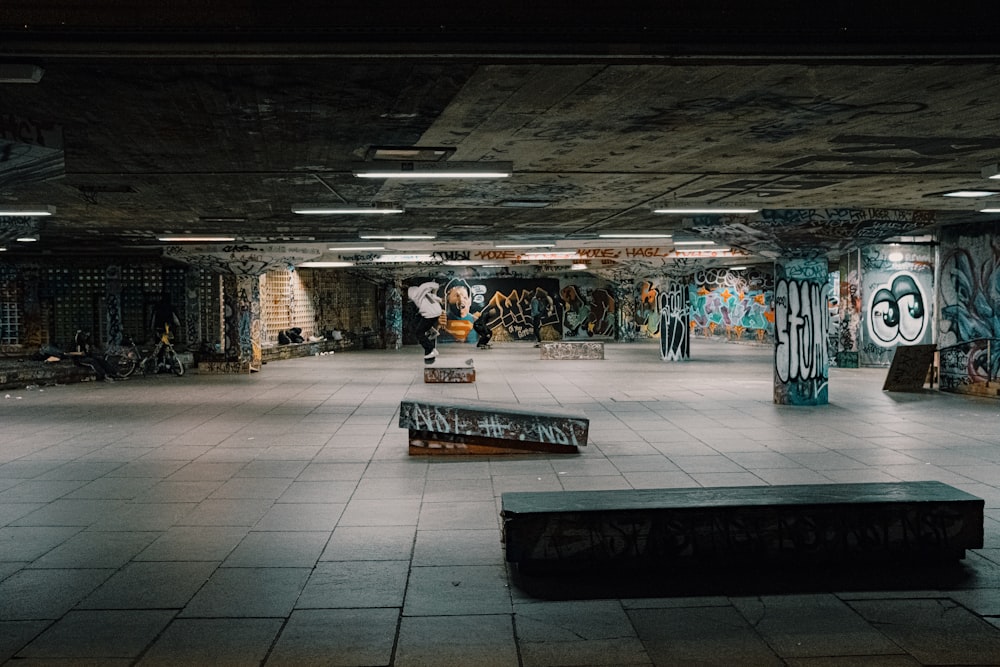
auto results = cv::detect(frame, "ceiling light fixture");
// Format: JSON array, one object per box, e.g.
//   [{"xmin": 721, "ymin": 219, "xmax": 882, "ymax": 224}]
[
  {"xmin": 943, "ymin": 190, "xmax": 999, "ymax": 198},
  {"xmin": 354, "ymin": 161, "xmax": 512, "ymax": 179},
  {"xmin": 980, "ymin": 208, "xmax": 1000, "ymax": 213},
  {"xmin": 158, "ymin": 236, "xmax": 236, "ymax": 242},
  {"xmin": 359, "ymin": 233, "xmax": 436, "ymax": 240},
  {"xmin": 373, "ymin": 254, "xmax": 437, "ymax": 263},
  {"xmin": 653, "ymin": 207, "xmax": 759, "ymax": 214},
  {"xmin": 16, "ymin": 234, "xmax": 39, "ymax": 242},
  {"xmin": 520, "ymin": 252, "xmax": 582, "ymax": 260},
  {"xmin": 571, "ymin": 263, "xmax": 588, "ymax": 270},
  {"xmin": 292, "ymin": 204, "xmax": 404, "ymax": 215},
  {"xmin": 672, "ymin": 240, "xmax": 717, "ymax": 246},
  {"xmin": 495, "ymin": 243, "xmax": 555, "ymax": 249},
  {"xmin": 0, "ymin": 205, "xmax": 55, "ymax": 216},
  {"xmin": 598, "ymin": 233, "xmax": 672, "ymax": 239},
  {"xmin": 327, "ymin": 245, "xmax": 386, "ymax": 251},
  {"xmin": 297, "ymin": 261, "xmax": 355, "ymax": 268}
]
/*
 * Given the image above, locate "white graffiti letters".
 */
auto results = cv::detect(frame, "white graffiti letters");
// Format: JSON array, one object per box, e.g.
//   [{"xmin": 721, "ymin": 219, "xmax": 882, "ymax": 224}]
[{"xmin": 775, "ymin": 278, "xmax": 828, "ymax": 383}]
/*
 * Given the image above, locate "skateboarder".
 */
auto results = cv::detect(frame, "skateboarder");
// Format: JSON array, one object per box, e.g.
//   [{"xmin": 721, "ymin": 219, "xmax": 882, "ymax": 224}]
[
  {"xmin": 408, "ymin": 281, "xmax": 444, "ymax": 363},
  {"xmin": 474, "ymin": 303, "xmax": 500, "ymax": 349}
]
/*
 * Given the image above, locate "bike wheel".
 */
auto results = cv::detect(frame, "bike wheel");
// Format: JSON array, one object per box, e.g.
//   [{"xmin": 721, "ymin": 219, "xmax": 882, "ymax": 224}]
[
  {"xmin": 116, "ymin": 350, "xmax": 139, "ymax": 378},
  {"xmin": 140, "ymin": 356, "xmax": 156, "ymax": 376},
  {"xmin": 167, "ymin": 351, "xmax": 185, "ymax": 376}
]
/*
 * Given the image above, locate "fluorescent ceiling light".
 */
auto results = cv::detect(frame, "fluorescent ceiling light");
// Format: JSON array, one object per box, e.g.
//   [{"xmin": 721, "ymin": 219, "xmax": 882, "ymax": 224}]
[
  {"xmin": 980, "ymin": 208, "xmax": 1000, "ymax": 213},
  {"xmin": 943, "ymin": 190, "xmax": 999, "ymax": 198},
  {"xmin": 654, "ymin": 207, "xmax": 759, "ymax": 214},
  {"xmin": 0, "ymin": 205, "xmax": 55, "ymax": 216},
  {"xmin": 354, "ymin": 161, "xmax": 512, "ymax": 179},
  {"xmin": 298, "ymin": 261, "xmax": 355, "ymax": 268},
  {"xmin": 158, "ymin": 236, "xmax": 236, "ymax": 242},
  {"xmin": 16, "ymin": 234, "xmax": 39, "ymax": 242},
  {"xmin": 0, "ymin": 246, "xmax": 7, "ymax": 252},
  {"xmin": 373, "ymin": 254, "xmax": 436, "ymax": 263},
  {"xmin": 521, "ymin": 252, "xmax": 582, "ymax": 260},
  {"xmin": 328, "ymin": 245, "xmax": 385, "ymax": 251},
  {"xmin": 0, "ymin": 64, "xmax": 44, "ymax": 83},
  {"xmin": 598, "ymin": 233, "xmax": 672, "ymax": 238},
  {"xmin": 292, "ymin": 204, "xmax": 404, "ymax": 215},
  {"xmin": 729, "ymin": 266, "xmax": 748, "ymax": 271},
  {"xmin": 495, "ymin": 243, "xmax": 555, "ymax": 249},
  {"xmin": 571, "ymin": 263, "xmax": 588, "ymax": 270},
  {"xmin": 359, "ymin": 233, "xmax": 436, "ymax": 240},
  {"xmin": 443, "ymin": 260, "xmax": 489, "ymax": 266},
  {"xmin": 673, "ymin": 240, "xmax": 716, "ymax": 246},
  {"xmin": 981, "ymin": 164, "xmax": 1000, "ymax": 180}
]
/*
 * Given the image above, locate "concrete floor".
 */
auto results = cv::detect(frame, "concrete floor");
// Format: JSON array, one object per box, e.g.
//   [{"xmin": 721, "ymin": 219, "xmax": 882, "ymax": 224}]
[{"xmin": 1, "ymin": 340, "xmax": 999, "ymax": 666}]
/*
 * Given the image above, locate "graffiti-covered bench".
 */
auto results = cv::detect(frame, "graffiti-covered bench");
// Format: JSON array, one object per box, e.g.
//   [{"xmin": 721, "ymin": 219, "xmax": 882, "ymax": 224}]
[
  {"xmin": 539, "ymin": 341, "xmax": 605, "ymax": 360},
  {"xmin": 399, "ymin": 398, "xmax": 588, "ymax": 455},
  {"xmin": 501, "ymin": 481, "xmax": 984, "ymax": 576}
]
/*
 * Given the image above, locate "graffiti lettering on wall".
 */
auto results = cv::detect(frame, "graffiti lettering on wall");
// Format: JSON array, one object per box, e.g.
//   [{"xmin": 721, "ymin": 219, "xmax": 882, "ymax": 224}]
[
  {"xmin": 560, "ymin": 284, "xmax": 615, "ymax": 338},
  {"xmin": 867, "ymin": 272, "xmax": 927, "ymax": 346},
  {"xmin": 774, "ymin": 278, "xmax": 828, "ymax": 385},
  {"xmin": 658, "ymin": 282, "xmax": 689, "ymax": 361},
  {"xmin": 689, "ymin": 268, "xmax": 774, "ymax": 343}
]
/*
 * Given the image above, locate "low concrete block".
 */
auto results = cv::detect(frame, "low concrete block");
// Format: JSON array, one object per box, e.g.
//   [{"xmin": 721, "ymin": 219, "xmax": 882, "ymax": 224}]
[
  {"xmin": 540, "ymin": 341, "xmax": 605, "ymax": 360},
  {"xmin": 501, "ymin": 481, "xmax": 984, "ymax": 574},
  {"xmin": 424, "ymin": 366, "xmax": 475, "ymax": 383},
  {"xmin": 399, "ymin": 398, "xmax": 588, "ymax": 455},
  {"xmin": 198, "ymin": 360, "xmax": 252, "ymax": 374}
]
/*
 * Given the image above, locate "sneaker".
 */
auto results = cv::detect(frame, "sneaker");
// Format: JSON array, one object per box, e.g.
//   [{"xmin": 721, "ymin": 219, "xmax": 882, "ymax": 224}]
[{"xmin": 424, "ymin": 349, "xmax": 439, "ymax": 359}]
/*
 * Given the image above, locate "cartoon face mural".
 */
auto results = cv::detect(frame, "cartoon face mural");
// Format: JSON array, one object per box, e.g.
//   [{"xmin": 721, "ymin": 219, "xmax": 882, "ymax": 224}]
[{"xmin": 866, "ymin": 272, "xmax": 927, "ymax": 345}]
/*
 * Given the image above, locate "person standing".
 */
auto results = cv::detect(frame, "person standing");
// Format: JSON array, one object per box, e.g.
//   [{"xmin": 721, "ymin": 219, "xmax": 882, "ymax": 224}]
[
  {"xmin": 474, "ymin": 303, "xmax": 501, "ymax": 349},
  {"xmin": 530, "ymin": 288, "xmax": 553, "ymax": 347},
  {"xmin": 407, "ymin": 281, "xmax": 444, "ymax": 362}
]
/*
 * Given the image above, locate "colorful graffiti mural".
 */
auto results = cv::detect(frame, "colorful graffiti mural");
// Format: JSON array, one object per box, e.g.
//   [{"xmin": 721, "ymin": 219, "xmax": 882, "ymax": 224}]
[
  {"xmin": 689, "ymin": 268, "xmax": 774, "ymax": 343},
  {"xmin": 938, "ymin": 224, "xmax": 1000, "ymax": 394}
]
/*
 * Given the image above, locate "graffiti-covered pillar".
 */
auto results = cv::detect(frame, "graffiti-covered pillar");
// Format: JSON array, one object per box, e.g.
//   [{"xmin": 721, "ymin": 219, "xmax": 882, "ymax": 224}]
[
  {"xmin": 104, "ymin": 265, "xmax": 123, "ymax": 347},
  {"xmin": 184, "ymin": 267, "xmax": 202, "ymax": 347},
  {"xmin": 613, "ymin": 279, "xmax": 636, "ymax": 342},
  {"xmin": 385, "ymin": 280, "xmax": 403, "ymax": 350},
  {"xmin": 773, "ymin": 258, "xmax": 829, "ymax": 405},
  {"xmin": 658, "ymin": 277, "xmax": 690, "ymax": 361},
  {"xmin": 21, "ymin": 266, "xmax": 43, "ymax": 349},
  {"xmin": 221, "ymin": 274, "xmax": 262, "ymax": 369}
]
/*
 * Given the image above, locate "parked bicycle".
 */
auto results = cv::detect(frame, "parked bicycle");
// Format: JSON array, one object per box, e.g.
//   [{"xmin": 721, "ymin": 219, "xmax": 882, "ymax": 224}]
[
  {"xmin": 105, "ymin": 333, "xmax": 141, "ymax": 378},
  {"xmin": 140, "ymin": 324, "xmax": 185, "ymax": 376}
]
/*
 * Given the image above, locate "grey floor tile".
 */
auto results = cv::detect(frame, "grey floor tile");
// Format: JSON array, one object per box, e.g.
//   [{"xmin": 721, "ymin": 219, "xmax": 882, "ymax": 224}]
[
  {"xmin": 516, "ymin": 600, "xmax": 650, "ymax": 667},
  {"xmin": 276, "ymin": 480, "xmax": 357, "ymax": 503},
  {"xmin": 417, "ymin": 500, "xmax": 500, "ymax": 531},
  {"xmin": 180, "ymin": 498, "xmax": 275, "ymax": 527},
  {"xmin": 629, "ymin": 605, "xmax": 784, "ymax": 667},
  {"xmin": 295, "ymin": 560, "xmax": 408, "ymax": 608},
  {"xmin": 78, "ymin": 561, "xmax": 219, "ymax": 609},
  {"xmin": 253, "ymin": 502, "xmax": 344, "ymax": 531},
  {"xmin": 15, "ymin": 609, "xmax": 175, "ymax": 659},
  {"xmin": 395, "ymin": 614, "xmax": 518, "ymax": 667},
  {"xmin": 10, "ymin": 499, "xmax": 126, "ymax": 527},
  {"xmin": 180, "ymin": 567, "xmax": 311, "ymax": 618},
  {"xmin": 404, "ymin": 564, "xmax": 512, "ymax": 616},
  {"xmin": 137, "ymin": 617, "xmax": 282, "ymax": 667},
  {"xmin": 0, "ymin": 526, "xmax": 81, "ymax": 561},
  {"xmin": 338, "ymin": 498, "xmax": 420, "ymax": 526},
  {"xmin": 222, "ymin": 531, "xmax": 329, "ymax": 567},
  {"xmin": 732, "ymin": 594, "xmax": 901, "ymax": 658},
  {"xmin": 0, "ymin": 620, "xmax": 51, "ymax": 663},
  {"xmin": 848, "ymin": 597, "xmax": 1000, "ymax": 664},
  {"xmin": 134, "ymin": 525, "xmax": 249, "ymax": 561},
  {"xmin": 0, "ymin": 569, "xmax": 115, "ymax": 620},
  {"xmin": 28, "ymin": 530, "xmax": 159, "ymax": 569},
  {"xmin": 319, "ymin": 525, "xmax": 415, "ymax": 561},
  {"xmin": 266, "ymin": 608, "xmax": 398, "ymax": 666},
  {"xmin": 413, "ymin": 529, "xmax": 504, "ymax": 566}
]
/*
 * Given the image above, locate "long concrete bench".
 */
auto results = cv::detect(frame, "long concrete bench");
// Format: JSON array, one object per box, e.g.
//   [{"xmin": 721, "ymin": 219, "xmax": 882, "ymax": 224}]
[
  {"xmin": 424, "ymin": 365, "xmax": 475, "ymax": 383},
  {"xmin": 501, "ymin": 481, "xmax": 984, "ymax": 575},
  {"xmin": 399, "ymin": 398, "xmax": 589, "ymax": 455},
  {"xmin": 539, "ymin": 341, "xmax": 604, "ymax": 360}
]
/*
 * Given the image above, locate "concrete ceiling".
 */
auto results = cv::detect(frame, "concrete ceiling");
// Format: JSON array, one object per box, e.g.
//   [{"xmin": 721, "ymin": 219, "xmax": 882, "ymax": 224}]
[{"xmin": 2, "ymin": 4, "xmax": 999, "ymax": 275}]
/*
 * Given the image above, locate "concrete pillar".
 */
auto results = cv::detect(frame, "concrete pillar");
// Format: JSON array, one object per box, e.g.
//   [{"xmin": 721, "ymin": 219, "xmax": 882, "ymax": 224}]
[
  {"xmin": 221, "ymin": 274, "xmax": 262, "ymax": 368},
  {"xmin": 385, "ymin": 281, "xmax": 403, "ymax": 350},
  {"xmin": 773, "ymin": 258, "xmax": 829, "ymax": 405},
  {"xmin": 613, "ymin": 279, "xmax": 636, "ymax": 342},
  {"xmin": 659, "ymin": 276, "xmax": 690, "ymax": 361},
  {"xmin": 104, "ymin": 265, "xmax": 123, "ymax": 346},
  {"xmin": 183, "ymin": 267, "xmax": 202, "ymax": 347}
]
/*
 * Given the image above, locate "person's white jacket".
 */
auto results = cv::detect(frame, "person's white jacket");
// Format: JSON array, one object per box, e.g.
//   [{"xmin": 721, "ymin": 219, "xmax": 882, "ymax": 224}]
[{"xmin": 408, "ymin": 282, "xmax": 443, "ymax": 318}]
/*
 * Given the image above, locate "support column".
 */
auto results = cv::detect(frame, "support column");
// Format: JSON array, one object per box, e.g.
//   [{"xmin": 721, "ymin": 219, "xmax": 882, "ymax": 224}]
[
  {"xmin": 658, "ymin": 276, "xmax": 690, "ymax": 361},
  {"xmin": 184, "ymin": 267, "xmax": 202, "ymax": 347},
  {"xmin": 613, "ymin": 279, "xmax": 636, "ymax": 342},
  {"xmin": 104, "ymin": 265, "xmax": 123, "ymax": 347},
  {"xmin": 385, "ymin": 281, "xmax": 403, "ymax": 350},
  {"xmin": 221, "ymin": 274, "xmax": 262, "ymax": 369},
  {"xmin": 773, "ymin": 258, "xmax": 829, "ymax": 405}
]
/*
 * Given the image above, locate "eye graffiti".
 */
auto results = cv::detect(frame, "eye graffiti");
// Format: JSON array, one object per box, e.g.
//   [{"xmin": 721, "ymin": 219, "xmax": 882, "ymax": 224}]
[{"xmin": 868, "ymin": 272, "xmax": 927, "ymax": 345}]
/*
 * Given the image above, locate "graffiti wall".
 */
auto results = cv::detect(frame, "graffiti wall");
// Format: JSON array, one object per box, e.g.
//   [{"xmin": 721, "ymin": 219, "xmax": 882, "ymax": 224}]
[
  {"xmin": 773, "ymin": 259, "xmax": 829, "ymax": 405},
  {"xmin": 858, "ymin": 244, "xmax": 934, "ymax": 367},
  {"xmin": 404, "ymin": 277, "xmax": 564, "ymax": 345},
  {"xmin": 937, "ymin": 222, "xmax": 1000, "ymax": 395},
  {"xmin": 689, "ymin": 267, "xmax": 774, "ymax": 344}
]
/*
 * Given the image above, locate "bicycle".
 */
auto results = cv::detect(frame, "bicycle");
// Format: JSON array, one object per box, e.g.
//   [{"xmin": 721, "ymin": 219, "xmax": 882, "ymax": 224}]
[
  {"xmin": 105, "ymin": 333, "xmax": 141, "ymax": 378},
  {"xmin": 140, "ymin": 325, "xmax": 185, "ymax": 376}
]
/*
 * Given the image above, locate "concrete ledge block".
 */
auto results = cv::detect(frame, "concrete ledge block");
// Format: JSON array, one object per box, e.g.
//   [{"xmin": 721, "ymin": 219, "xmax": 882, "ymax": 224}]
[{"xmin": 540, "ymin": 341, "xmax": 605, "ymax": 360}]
